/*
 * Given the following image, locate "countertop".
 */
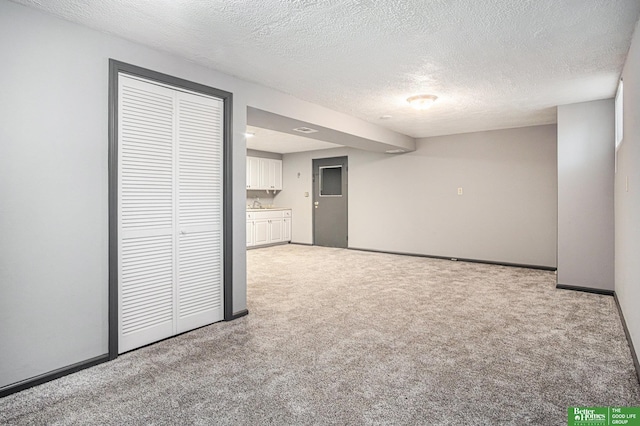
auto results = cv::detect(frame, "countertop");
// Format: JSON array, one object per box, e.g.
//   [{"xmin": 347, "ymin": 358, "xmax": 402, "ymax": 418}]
[{"xmin": 246, "ymin": 207, "xmax": 291, "ymax": 212}]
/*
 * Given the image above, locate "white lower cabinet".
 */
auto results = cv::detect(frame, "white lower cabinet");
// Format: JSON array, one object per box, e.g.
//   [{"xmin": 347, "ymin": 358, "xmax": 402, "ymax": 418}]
[
  {"xmin": 247, "ymin": 209, "xmax": 291, "ymax": 247},
  {"xmin": 246, "ymin": 220, "xmax": 255, "ymax": 247},
  {"xmin": 269, "ymin": 218, "xmax": 283, "ymax": 243},
  {"xmin": 254, "ymin": 219, "xmax": 270, "ymax": 245},
  {"xmin": 283, "ymin": 218, "xmax": 291, "ymax": 241}
]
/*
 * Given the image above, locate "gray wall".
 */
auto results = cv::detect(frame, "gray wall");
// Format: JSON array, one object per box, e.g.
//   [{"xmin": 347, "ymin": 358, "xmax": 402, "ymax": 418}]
[
  {"xmin": 616, "ymin": 20, "xmax": 640, "ymax": 368},
  {"xmin": 0, "ymin": 1, "xmax": 408, "ymax": 390},
  {"xmin": 276, "ymin": 147, "xmax": 350, "ymax": 245},
  {"xmin": 277, "ymin": 125, "xmax": 558, "ymax": 267},
  {"xmin": 557, "ymin": 100, "xmax": 615, "ymax": 291},
  {"xmin": 0, "ymin": 1, "xmax": 241, "ymax": 389}
]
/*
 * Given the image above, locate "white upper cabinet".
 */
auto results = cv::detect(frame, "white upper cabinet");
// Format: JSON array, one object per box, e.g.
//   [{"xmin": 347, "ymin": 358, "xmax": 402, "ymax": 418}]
[
  {"xmin": 270, "ymin": 159, "xmax": 282, "ymax": 190},
  {"xmin": 246, "ymin": 156, "xmax": 282, "ymax": 190},
  {"xmin": 246, "ymin": 157, "xmax": 261, "ymax": 189}
]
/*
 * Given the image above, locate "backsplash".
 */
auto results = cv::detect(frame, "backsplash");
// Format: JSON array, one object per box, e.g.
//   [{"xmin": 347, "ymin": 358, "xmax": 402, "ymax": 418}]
[{"xmin": 246, "ymin": 190, "xmax": 276, "ymax": 207}]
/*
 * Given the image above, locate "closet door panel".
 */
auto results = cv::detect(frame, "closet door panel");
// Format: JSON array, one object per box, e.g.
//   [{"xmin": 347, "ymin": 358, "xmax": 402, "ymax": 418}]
[
  {"xmin": 120, "ymin": 234, "xmax": 174, "ymax": 351},
  {"xmin": 176, "ymin": 92, "xmax": 224, "ymax": 333},
  {"xmin": 118, "ymin": 75, "xmax": 176, "ymax": 353}
]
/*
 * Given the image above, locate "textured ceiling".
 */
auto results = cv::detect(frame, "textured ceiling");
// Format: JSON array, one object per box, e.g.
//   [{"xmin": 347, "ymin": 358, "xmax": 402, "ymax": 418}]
[
  {"xmin": 246, "ymin": 125, "xmax": 342, "ymax": 154},
  {"xmin": 12, "ymin": 0, "xmax": 640, "ymax": 138}
]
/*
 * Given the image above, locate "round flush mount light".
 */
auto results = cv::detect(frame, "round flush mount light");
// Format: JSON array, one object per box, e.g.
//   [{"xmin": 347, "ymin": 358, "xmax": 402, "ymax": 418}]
[{"xmin": 407, "ymin": 94, "xmax": 438, "ymax": 110}]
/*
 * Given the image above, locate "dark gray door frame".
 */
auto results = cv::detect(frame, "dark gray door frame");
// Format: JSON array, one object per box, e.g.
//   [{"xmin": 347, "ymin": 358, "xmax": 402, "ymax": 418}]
[
  {"xmin": 312, "ymin": 156, "xmax": 348, "ymax": 248},
  {"xmin": 108, "ymin": 59, "xmax": 234, "ymax": 360}
]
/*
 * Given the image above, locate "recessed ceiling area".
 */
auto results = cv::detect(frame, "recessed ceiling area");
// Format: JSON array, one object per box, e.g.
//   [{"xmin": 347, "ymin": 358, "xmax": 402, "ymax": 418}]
[
  {"xmin": 247, "ymin": 107, "xmax": 413, "ymax": 153},
  {"xmin": 246, "ymin": 126, "xmax": 343, "ymax": 154},
  {"xmin": 12, "ymin": 0, "xmax": 640, "ymax": 138}
]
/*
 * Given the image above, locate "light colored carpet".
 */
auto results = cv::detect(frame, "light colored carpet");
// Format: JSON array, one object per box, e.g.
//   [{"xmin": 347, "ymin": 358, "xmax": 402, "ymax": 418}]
[{"xmin": 1, "ymin": 244, "xmax": 639, "ymax": 425}]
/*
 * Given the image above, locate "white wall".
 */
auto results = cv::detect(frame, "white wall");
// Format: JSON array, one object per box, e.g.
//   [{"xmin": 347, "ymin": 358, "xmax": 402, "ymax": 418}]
[
  {"xmin": 277, "ymin": 125, "xmax": 558, "ymax": 267},
  {"xmin": 0, "ymin": 1, "xmax": 409, "ymax": 390},
  {"xmin": 616, "ymin": 20, "xmax": 640, "ymax": 369},
  {"xmin": 557, "ymin": 100, "xmax": 615, "ymax": 291}
]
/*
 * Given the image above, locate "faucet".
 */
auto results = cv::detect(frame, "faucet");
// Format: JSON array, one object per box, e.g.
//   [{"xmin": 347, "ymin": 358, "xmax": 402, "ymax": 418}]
[{"xmin": 252, "ymin": 198, "xmax": 262, "ymax": 209}]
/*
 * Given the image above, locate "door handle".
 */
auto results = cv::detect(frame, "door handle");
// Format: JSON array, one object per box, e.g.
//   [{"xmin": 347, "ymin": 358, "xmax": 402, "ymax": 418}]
[{"xmin": 314, "ymin": 202, "xmax": 319, "ymax": 206}]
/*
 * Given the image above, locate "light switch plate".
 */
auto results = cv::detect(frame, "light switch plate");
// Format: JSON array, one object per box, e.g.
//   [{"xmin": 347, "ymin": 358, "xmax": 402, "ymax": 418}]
[{"xmin": 457, "ymin": 187, "xmax": 463, "ymax": 195}]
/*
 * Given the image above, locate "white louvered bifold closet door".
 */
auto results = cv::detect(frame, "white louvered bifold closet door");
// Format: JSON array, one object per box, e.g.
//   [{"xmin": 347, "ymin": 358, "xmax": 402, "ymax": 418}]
[
  {"xmin": 176, "ymin": 91, "xmax": 223, "ymax": 333},
  {"xmin": 118, "ymin": 75, "xmax": 223, "ymax": 354}
]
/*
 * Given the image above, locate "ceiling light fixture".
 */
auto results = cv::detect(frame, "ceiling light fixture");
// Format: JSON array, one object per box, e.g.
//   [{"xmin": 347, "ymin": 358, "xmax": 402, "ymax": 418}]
[
  {"xmin": 407, "ymin": 94, "xmax": 438, "ymax": 110},
  {"xmin": 292, "ymin": 126, "xmax": 318, "ymax": 134}
]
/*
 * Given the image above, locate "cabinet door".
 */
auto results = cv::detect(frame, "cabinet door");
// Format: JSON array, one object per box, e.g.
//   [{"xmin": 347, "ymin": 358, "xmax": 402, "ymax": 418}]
[
  {"xmin": 258, "ymin": 158, "xmax": 269, "ymax": 190},
  {"xmin": 251, "ymin": 158, "xmax": 282, "ymax": 190},
  {"xmin": 266, "ymin": 160, "xmax": 276, "ymax": 190},
  {"xmin": 272, "ymin": 159, "xmax": 282, "ymax": 190},
  {"xmin": 269, "ymin": 218, "xmax": 284, "ymax": 243},
  {"xmin": 247, "ymin": 157, "xmax": 261, "ymax": 189},
  {"xmin": 246, "ymin": 220, "xmax": 254, "ymax": 247},
  {"xmin": 254, "ymin": 219, "xmax": 269, "ymax": 245},
  {"xmin": 246, "ymin": 157, "xmax": 250, "ymax": 189},
  {"xmin": 283, "ymin": 217, "xmax": 291, "ymax": 241}
]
